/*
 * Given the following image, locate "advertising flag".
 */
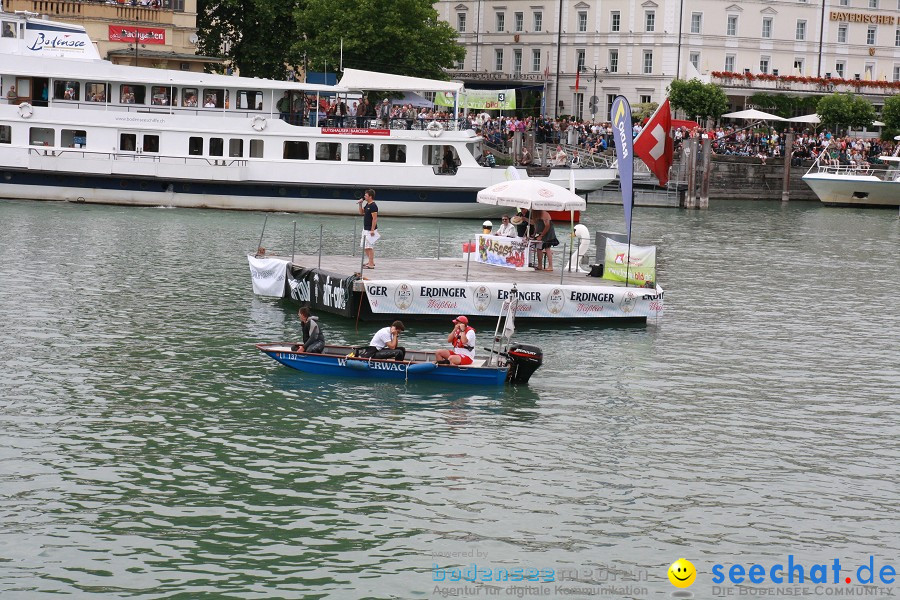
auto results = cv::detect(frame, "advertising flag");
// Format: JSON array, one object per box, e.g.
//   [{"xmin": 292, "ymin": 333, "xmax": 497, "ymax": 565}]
[
  {"xmin": 610, "ymin": 96, "xmax": 634, "ymax": 245},
  {"xmin": 575, "ymin": 69, "xmax": 580, "ymax": 92},
  {"xmin": 634, "ymin": 98, "xmax": 673, "ymax": 186}
]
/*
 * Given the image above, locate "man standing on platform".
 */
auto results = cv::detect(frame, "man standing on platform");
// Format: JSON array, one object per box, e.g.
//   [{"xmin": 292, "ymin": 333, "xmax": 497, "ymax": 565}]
[{"xmin": 357, "ymin": 188, "xmax": 378, "ymax": 269}]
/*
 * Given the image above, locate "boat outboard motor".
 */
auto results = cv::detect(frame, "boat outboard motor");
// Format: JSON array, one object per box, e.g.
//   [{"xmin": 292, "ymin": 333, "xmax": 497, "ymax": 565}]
[{"xmin": 505, "ymin": 344, "xmax": 543, "ymax": 384}]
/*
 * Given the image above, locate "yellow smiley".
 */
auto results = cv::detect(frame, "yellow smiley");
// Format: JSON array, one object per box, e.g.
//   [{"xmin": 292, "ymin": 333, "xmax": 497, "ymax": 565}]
[{"xmin": 668, "ymin": 558, "xmax": 697, "ymax": 588}]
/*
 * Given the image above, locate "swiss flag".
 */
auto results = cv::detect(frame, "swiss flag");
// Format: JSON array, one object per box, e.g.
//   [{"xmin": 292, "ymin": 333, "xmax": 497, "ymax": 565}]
[{"xmin": 634, "ymin": 98, "xmax": 673, "ymax": 186}]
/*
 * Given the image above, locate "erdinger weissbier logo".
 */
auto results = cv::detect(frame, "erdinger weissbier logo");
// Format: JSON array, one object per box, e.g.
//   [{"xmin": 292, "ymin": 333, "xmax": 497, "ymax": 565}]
[
  {"xmin": 395, "ymin": 283, "xmax": 413, "ymax": 310},
  {"xmin": 473, "ymin": 285, "xmax": 491, "ymax": 312},
  {"xmin": 546, "ymin": 288, "xmax": 565, "ymax": 314}
]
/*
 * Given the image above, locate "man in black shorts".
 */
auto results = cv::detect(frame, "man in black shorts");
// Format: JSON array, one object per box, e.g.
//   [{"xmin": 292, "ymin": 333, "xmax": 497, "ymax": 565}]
[{"xmin": 357, "ymin": 188, "xmax": 378, "ymax": 269}]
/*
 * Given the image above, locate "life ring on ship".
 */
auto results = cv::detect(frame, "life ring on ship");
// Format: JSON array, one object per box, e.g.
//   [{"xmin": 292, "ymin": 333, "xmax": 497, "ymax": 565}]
[
  {"xmin": 250, "ymin": 115, "xmax": 267, "ymax": 131},
  {"xmin": 426, "ymin": 120, "xmax": 444, "ymax": 137},
  {"xmin": 18, "ymin": 103, "xmax": 33, "ymax": 119}
]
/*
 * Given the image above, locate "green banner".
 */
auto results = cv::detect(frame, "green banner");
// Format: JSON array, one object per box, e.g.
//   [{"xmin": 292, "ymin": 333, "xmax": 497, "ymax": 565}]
[
  {"xmin": 603, "ymin": 239, "xmax": 657, "ymax": 287},
  {"xmin": 434, "ymin": 89, "xmax": 517, "ymax": 111}
]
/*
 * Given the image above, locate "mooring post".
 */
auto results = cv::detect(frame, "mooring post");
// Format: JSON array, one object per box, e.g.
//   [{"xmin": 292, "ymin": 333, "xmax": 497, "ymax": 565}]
[
  {"xmin": 782, "ymin": 132, "xmax": 794, "ymax": 202},
  {"xmin": 291, "ymin": 220, "xmax": 297, "ymax": 264},
  {"xmin": 685, "ymin": 138, "xmax": 699, "ymax": 209},
  {"xmin": 699, "ymin": 136, "xmax": 711, "ymax": 209},
  {"xmin": 317, "ymin": 224, "xmax": 323, "ymax": 270},
  {"xmin": 255, "ymin": 214, "xmax": 268, "ymax": 257},
  {"xmin": 437, "ymin": 221, "xmax": 441, "ymax": 260},
  {"xmin": 465, "ymin": 239, "xmax": 472, "ymax": 282}
]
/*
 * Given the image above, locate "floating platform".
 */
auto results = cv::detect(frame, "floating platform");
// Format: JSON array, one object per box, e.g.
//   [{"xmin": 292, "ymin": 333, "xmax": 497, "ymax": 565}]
[{"xmin": 249, "ymin": 252, "xmax": 664, "ymax": 324}]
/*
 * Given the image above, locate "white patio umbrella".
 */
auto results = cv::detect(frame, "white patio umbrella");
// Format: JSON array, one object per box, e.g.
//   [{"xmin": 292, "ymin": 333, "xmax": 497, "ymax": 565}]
[
  {"xmin": 476, "ymin": 179, "xmax": 586, "ymax": 211},
  {"xmin": 788, "ymin": 113, "xmax": 821, "ymax": 124},
  {"xmin": 722, "ymin": 109, "xmax": 786, "ymax": 121},
  {"xmin": 872, "ymin": 120, "xmax": 886, "ymax": 127}
]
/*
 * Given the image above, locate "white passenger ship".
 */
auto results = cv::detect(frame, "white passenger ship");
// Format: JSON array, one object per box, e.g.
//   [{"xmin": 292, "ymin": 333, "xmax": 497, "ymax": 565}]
[{"xmin": 0, "ymin": 11, "xmax": 616, "ymax": 217}]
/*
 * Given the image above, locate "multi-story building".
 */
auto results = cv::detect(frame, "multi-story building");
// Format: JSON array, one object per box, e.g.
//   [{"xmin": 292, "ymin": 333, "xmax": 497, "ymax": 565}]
[
  {"xmin": 438, "ymin": 0, "xmax": 900, "ymax": 120},
  {"xmin": 3, "ymin": 0, "xmax": 219, "ymax": 71}
]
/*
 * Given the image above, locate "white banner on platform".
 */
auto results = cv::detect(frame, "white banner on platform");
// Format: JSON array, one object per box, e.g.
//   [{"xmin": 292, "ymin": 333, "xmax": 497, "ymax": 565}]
[
  {"xmin": 247, "ymin": 255, "xmax": 288, "ymax": 297},
  {"xmin": 363, "ymin": 280, "xmax": 664, "ymax": 319},
  {"xmin": 474, "ymin": 234, "xmax": 529, "ymax": 269}
]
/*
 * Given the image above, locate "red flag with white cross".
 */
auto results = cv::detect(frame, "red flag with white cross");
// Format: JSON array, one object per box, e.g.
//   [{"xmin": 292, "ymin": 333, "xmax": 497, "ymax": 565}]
[{"xmin": 633, "ymin": 98, "xmax": 673, "ymax": 186}]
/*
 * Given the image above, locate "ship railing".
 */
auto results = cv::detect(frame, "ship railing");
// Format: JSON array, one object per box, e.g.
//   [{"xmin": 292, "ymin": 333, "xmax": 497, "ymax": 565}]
[
  {"xmin": 814, "ymin": 164, "xmax": 875, "ymax": 176},
  {"xmin": 27, "ymin": 147, "xmax": 247, "ymax": 166}
]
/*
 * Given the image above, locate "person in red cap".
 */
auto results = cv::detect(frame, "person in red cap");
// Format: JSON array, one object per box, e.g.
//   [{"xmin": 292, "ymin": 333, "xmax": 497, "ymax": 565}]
[{"xmin": 434, "ymin": 316, "xmax": 476, "ymax": 366}]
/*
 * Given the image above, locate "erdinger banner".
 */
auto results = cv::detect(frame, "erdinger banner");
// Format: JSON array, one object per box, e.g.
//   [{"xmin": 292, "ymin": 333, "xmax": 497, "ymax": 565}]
[
  {"xmin": 474, "ymin": 234, "xmax": 528, "ymax": 269},
  {"xmin": 603, "ymin": 240, "xmax": 657, "ymax": 286},
  {"xmin": 363, "ymin": 280, "xmax": 664, "ymax": 319},
  {"xmin": 287, "ymin": 267, "xmax": 356, "ymax": 318},
  {"xmin": 247, "ymin": 255, "xmax": 288, "ymax": 297}
]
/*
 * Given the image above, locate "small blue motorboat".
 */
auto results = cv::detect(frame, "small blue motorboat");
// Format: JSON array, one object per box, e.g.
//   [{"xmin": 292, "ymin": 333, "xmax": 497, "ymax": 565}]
[{"xmin": 257, "ymin": 287, "xmax": 543, "ymax": 385}]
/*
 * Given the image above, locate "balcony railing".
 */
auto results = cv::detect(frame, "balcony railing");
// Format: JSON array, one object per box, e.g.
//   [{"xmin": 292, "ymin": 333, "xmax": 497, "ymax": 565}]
[
  {"xmin": 711, "ymin": 71, "xmax": 900, "ymax": 96},
  {"xmin": 5, "ymin": 0, "xmax": 179, "ymax": 24}
]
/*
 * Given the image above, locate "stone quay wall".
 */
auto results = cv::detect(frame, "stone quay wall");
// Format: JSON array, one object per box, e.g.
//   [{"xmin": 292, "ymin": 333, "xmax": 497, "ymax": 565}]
[{"xmin": 675, "ymin": 155, "xmax": 819, "ymax": 202}]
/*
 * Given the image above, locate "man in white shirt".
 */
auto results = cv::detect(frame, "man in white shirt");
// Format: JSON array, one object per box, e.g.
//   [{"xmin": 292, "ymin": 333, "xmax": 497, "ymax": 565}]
[
  {"xmin": 495, "ymin": 215, "xmax": 516, "ymax": 237},
  {"xmin": 359, "ymin": 320, "xmax": 406, "ymax": 361}
]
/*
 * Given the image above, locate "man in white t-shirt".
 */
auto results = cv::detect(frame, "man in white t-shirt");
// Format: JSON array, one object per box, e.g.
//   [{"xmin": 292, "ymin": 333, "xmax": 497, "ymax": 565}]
[
  {"xmin": 359, "ymin": 320, "xmax": 406, "ymax": 361},
  {"xmin": 495, "ymin": 215, "xmax": 516, "ymax": 237},
  {"xmin": 434, "ymin": 316, "xmax": 476, "ymax": 366}
]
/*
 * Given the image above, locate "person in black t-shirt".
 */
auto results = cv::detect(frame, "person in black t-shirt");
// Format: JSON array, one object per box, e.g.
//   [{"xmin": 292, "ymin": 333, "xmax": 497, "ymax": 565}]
[{"xmin": 357, "ymin": 188, "xmax": 379, "ymax": 269}]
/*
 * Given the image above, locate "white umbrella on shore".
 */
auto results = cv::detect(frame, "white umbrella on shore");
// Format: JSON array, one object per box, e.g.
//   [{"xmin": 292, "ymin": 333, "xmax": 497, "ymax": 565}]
[
  {"xmin": 722, "ymin": 109, "xmax": 786, "ymax": 121},
  {"xmin": 788, "ymin": 114, "xmax": 821, "ymax": 124}
]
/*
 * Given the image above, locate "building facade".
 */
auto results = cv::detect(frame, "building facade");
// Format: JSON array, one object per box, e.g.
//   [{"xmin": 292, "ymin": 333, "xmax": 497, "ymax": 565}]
[
  {"xmin": 437, "ymin": 0, "xmax": 900, "ymax": 120},
  {"xmin": 3, "ymin": 0, "xmax": 218, "ymax": 71}
]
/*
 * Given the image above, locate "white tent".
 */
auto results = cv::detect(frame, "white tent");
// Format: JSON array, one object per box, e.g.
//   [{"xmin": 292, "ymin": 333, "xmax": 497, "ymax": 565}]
[
  {"xmin": 872, "ymin": 120, "xmax": 886, "ymax": 127},
  {"xmin": 393, "ymin": 91, "xmax": 433, "ymax": 108},
  {"xmin": 338, "ymin": 68, "xmax": 463, "ymax": 93},
  {"xmin": 788, "ymin": 114, "xmax": 821, "ymax": 124},
  {"xmin": 722, "ymin": 109, "xmax": 786, "ymax": 121},
  {"xmin": 476, "ymin": 180, "xmax": 586, "ymax": 211}
]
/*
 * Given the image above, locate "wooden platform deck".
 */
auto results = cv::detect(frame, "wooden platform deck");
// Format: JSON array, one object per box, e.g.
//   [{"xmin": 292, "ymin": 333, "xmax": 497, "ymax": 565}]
[{"xmin": 272, "ymin": 253, "xmax": 623, "ymax": 290}]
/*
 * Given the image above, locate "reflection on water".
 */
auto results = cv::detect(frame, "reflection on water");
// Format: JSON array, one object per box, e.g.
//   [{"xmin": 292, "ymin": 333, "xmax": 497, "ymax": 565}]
[{"xmin": 0, "ymin": 199, "xmax": 897, "ymax": 598}]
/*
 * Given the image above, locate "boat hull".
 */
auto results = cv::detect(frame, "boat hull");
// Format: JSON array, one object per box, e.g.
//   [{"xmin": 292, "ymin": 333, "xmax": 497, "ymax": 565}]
[
  {"xmin": 257, "ymin": 343, "xmax": 509, "ymax": 385},
  {"xmin": 802, "ymin": 173, "xmax": 900, "ymax": 207}
]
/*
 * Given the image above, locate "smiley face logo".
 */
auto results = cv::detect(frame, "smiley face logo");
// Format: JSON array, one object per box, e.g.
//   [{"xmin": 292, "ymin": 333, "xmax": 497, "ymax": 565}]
[{"xmin": 668, "ymin": 558, "xmax": 696, "ymax": 588}]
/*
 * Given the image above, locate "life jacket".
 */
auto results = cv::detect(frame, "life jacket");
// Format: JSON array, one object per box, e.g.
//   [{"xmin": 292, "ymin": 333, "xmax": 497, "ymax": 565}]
[{"xmin": 452, "ymin": 326, "xmax": 476, "ymax": 351}]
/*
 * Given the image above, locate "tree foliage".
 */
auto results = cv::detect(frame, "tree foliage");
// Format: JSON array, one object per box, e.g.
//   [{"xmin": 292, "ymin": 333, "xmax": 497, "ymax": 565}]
[
  {"xmin": 748, "ymin": 93, "xmax": 819, "ymax": 119},
  {"xmin": 880, "ymin": 95, "xmax": 900, "ymax": 141},
  {"xmin": 667, "ymin": 79, "xmax": 728, "ymax": 121},
  {"xmin": 196, "ymin": 0, "xmax": 301, "ymax": 79},
  {"xmin": 816, "ymin": 93, "xmax": 877, "ymax": 131},
  {"xmin": 632, "ymin": 102, "xmax": 659, "ymax": 122},
  {"xmin": 294, "ymin": 0, "xmax": 465, "ymax": 80}
]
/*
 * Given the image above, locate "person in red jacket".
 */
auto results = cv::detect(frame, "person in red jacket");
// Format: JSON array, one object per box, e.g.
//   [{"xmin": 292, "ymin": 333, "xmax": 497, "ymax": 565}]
[{"xmin": 434, "ymin": 316, "xmax": 476, "ymax": 366}]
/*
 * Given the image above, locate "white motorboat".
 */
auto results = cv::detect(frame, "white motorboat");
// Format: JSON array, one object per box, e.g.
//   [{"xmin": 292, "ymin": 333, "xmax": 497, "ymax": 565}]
[
  {"xmin": 0, "ymin": 11, "xmax": 616, "ymax": 217},
  {"xmin": 802, "ymin": 137, "xmax": 900, "ymax": 208}
]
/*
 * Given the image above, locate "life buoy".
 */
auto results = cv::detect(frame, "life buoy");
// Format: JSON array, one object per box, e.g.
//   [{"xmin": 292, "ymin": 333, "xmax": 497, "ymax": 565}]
[
  {"xmin": 18, "ymin": 103, "xmax": 33, "ymax": 119},
  {"xmin": 250, "ymin": 115, "xmax": 267, "ymax": 131},
  {"xmin": 426, "ymin": 120, "xmax": 444, "ymax": 137}
]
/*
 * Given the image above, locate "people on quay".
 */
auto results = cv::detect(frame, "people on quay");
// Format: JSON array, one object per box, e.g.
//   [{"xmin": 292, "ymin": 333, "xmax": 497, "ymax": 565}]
[
  {"xmin": 496, "ymin": 215, "xmax": 516, "ymax": 237},
  {"xmin": 532, "ymin": 210, "xmax": 559, "ymax": 271},
  {"xmin": 357, "ymin": 188, "xmax": 379, "ymax": 269},
  {"xmin": 359, "ymin": 321, "xmax": 406, "ymax": 361},
  {"xmin": 552, "ymin": 145, "xmax": 568, "ymax": 167},
  {"xmin": 291, "ymin": 306, "xmax": 325, "ymax": 353},
  {"xmin": 519, "ymin": 146, "xmax": 533, "ymax": 166},
  {"xmin": 482, "ymin": 220, "xmax": 493, "ymax": 235},
  {"xmin": 6, "ymin": 85, "xmax": 17, "ymax": 105},
  {"xmin": 434, "ymin": 316, "xmax": 476, "ymax": 366}
]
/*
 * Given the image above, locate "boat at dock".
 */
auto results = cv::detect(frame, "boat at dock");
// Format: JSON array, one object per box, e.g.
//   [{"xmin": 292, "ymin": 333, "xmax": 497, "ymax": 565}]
[
  {"xmin": 0, "ymin": 10, "xmax": 615, "ymax": 218},
  {"xmin": 802, "ymin": 137, "xmax": 900, "ymax": 208}
]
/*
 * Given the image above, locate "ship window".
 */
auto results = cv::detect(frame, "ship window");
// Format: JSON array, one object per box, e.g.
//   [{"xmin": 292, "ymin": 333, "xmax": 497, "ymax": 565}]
[
  {"xmin": 380, "ymin": 144, "xmax": 407, "ymax": 163},
  {"xmin": 209, "ymin": 137, "xmax": 224, "ymax": 156},
  {"xmin": 238, "ymin": 90, "xmax": 263, "ymax": 111},
  {"xmin": 250, "ymin": 139, "xmax": 264, "ymax": 158},
  {"xmin": 423, "ymin": 144, "xmax": 459, "ymax": 169},
  {"xmin": 86, "ymin": 83, "xmax": 108, "ymax": 102},
  {"xmin": 0, "ymin": 125, "xmax": 11, "ymax": 144},
  {"xmin": 120, "ymin": 85, "xmax": 145, "ymax": 104},
  {"xmin": 283, "ymin": 141, "xmax": 309, "ymax": 160},
  {"xmin": 349, "ymin": 143, "xmax": 374, "ymax": 162},
  {"xmin": 29, "ymin": 127, "xmax": 54, "ymax": 146},
  {"xmin": 229, "ymin": 139, "xmax": 244, "ymax": 157},
  {"xmin": 54, "ymin": 81, "xmax": 80, "ymax": 101},
  {"xmin": 143, "ymin": 135, "xmax": 159, "ymax": 153},
  {"xmin": 182, "ymin": 87, "xmax": 199, "ymax": 107},
  {"xmin": 120, "ymin": 133, "xmax": 136, "ymax": 151},
  {"xmin": 315, "ymin": 142, "xmax": 341, "ymax": 161},
  {"xmin": 189, "ymin": 136, "xmax": 203, "ymax": 155},
  {"xmin": 202, "ymin": 88, "xmax": 224, "ymax": 108},
  {"xmin": 2, "ymin": 21, "xmax": 15, "ymax": 38},
  {"xmin": 151, "ymin": 86, "xmax": 176, "ymax": 106},
  {"xmin": 61, "ymin": 129, "xmax": 87, "ymax": 148}
]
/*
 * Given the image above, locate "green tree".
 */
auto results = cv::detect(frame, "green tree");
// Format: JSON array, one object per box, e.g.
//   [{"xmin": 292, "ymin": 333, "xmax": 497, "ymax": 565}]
[
  {"xmin": 816, "ymin": 93, "xmax": 876, "ymax": 132},
  {"xmin": 667, "ymin": 79, "xmax": 728, "ymax": 122},
  {"xmin": 295, "ymin": 0, "xmax": 465, "ymax": 80},
  {"xmin": 196, "ymin": 0, "xmax": 302, "ymax": 79},
  {"xmin": 749, "ymin": 93, "xmax": 819, "ymax": 119},
  {"xmin": 632, "ymin": 102, "xmax": 659, "ymax": 122},
  {"xmin": 880, "ymin": 95, "xmax": 900, "ymax": 141}
]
